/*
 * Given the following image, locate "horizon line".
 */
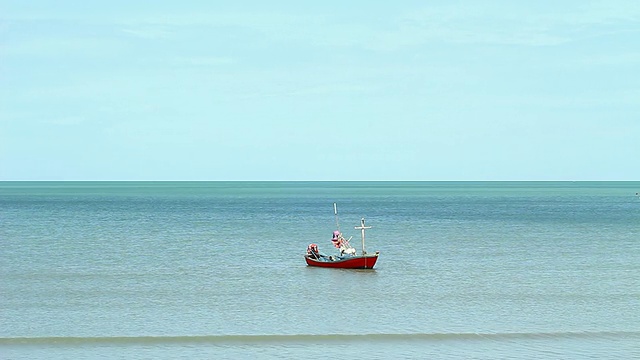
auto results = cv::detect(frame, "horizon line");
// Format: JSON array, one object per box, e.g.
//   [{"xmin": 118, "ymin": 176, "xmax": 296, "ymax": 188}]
[{"xmin": 1, "ymin": 179, "xmax": 638, "ymax": 182}]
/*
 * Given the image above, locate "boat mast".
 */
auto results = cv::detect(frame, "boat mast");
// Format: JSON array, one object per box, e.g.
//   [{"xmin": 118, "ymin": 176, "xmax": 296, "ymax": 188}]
[
  {"xmin": 333, "ymin": 202, "xmax": 340, "ymax": 233},
  {"xmin": 354, "ymin": 218, "xmax": 371, "ymax": 255}
]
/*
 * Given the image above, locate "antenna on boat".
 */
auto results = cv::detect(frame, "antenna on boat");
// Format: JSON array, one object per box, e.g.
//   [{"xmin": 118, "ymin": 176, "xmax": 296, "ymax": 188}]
[
  {"xmin": 333, "ymin": 202, "xmax": 340, "ymax": 233},
  {"xmin": 355, "ymin": 218, "xmax": 371, "ymax": 255}
]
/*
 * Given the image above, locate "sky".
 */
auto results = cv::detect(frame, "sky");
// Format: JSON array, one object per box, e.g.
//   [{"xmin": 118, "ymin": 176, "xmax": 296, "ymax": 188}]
[{"xmin": 1, "ymin": 1, "xmax": 639, "ymax": 181}]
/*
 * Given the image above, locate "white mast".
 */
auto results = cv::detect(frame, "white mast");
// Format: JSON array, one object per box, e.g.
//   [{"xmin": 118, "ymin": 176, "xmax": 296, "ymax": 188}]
[
  {"xmin": 333, "ymin": 202, "xmax": 340, "ymax": 233},
  {"xmin": 354, "ymin": 218, "xmax": 371, "ymax": 255}
]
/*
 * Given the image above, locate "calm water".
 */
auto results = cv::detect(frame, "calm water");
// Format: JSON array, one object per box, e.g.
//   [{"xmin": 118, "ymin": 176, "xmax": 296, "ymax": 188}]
[{"xmin": 1, "ymin": 181, "xmax": 639, "ymax": 359}]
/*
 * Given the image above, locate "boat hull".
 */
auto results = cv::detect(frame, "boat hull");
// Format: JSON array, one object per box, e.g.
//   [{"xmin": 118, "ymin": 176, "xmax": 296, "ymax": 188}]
[{"xmin": 304, "ymin": 253, "xmax": 379, "ymax": 269}]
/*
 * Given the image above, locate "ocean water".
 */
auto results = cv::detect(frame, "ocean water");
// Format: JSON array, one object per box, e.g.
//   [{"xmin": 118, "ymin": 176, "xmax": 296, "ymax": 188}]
[{"xmin": 1, "ymin": 181, "xmax": 639, "ymax": 359}]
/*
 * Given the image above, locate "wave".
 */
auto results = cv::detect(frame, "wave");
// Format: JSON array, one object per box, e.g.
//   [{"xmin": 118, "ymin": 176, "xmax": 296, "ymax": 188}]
[{"xmin": 2, "ymin": 331, "xmax": 639, "ymax": 346}]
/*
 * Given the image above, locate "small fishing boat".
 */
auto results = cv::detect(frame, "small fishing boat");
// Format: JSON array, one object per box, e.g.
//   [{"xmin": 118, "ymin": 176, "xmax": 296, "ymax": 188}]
[{"xmin": 304, "ymin": 203, "xmax": 379, "ymax": 269}]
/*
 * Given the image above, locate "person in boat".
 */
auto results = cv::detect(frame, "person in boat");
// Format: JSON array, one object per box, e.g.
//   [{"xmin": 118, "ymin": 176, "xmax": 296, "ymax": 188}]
[
  {"xmin": 332, "ymin": 230, "xmax": 356, "ymax": 257},
  {"xmin": 306, "ymin": 243, "xmax": 321, "ymax": 260},
  {"xmin": 331, "ymin": 231, "xmax": 342, "ymax": 248}
]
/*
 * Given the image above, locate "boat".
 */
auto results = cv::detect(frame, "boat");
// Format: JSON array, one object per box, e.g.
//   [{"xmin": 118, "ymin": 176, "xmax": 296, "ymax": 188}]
[{"xmin": 304, "ymin": 203, "xmax": 379, "ymax": 269}]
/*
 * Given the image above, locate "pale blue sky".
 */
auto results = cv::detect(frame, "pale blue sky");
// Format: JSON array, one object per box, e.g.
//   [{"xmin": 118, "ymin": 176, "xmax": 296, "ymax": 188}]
[{"xmin": 1, "ymin": 1, "xmax": 639, "ymax": 180}]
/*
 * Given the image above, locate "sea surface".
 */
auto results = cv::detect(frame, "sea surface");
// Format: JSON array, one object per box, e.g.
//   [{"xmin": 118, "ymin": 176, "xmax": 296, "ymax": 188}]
[{"xmin": 1, "ymin": 181, "xmax": 639, "ymax": 359}]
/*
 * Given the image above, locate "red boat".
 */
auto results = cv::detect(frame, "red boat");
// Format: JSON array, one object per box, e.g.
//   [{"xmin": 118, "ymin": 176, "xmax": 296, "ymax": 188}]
[
  {"xmin": 304, "ymin": 203, "xmax": 379, "ymax": 269},
  {"xmin": 304, "ymin": 252, "xmax": 379, "ymax": 269}
]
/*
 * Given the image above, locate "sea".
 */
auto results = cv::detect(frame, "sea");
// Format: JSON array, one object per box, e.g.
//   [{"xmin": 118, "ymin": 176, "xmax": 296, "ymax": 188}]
[{"xmin": 1, "ymin": 181, "xmax": 639, "ymax": 359}]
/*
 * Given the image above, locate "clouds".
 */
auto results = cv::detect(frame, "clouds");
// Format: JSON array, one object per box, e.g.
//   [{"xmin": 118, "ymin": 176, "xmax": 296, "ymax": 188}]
[
  {"xmin": 103, "ymin": 1, "xmax": 640, "ymax": 51},
  {"xmin": 5, "ymin": 1, "xmax": 639, "ymax": 65},
  {"xmin": 121, "ymin": 26, "xmax": 175, "ymax": 40},
  {"xmin": 376, "ymin": 1, "xmax": 640, "ymax": 49}
]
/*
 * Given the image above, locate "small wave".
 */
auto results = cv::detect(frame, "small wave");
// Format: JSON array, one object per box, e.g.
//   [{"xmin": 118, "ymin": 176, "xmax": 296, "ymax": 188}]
[{"xmin": 2, "ymin": 331, "xmax": 639, "ymax": 346}]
